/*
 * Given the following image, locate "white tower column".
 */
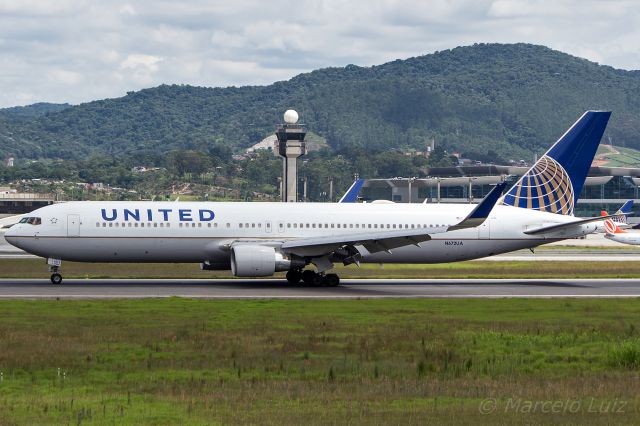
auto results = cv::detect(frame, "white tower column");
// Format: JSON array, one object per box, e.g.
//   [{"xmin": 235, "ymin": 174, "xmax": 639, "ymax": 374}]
[{"xmin": 275, "ymin": 110, "xmax": 307, "ymax": 202}]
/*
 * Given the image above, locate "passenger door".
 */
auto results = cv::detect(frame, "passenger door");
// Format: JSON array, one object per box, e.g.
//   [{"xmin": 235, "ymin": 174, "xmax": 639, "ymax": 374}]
[
  {"xmin": 67, "ymin": 214, "xmax": 80, "ymax": 237},
  {"xmin": 478, "ymin": 218, "xmax": 491, "ymax": 239}
]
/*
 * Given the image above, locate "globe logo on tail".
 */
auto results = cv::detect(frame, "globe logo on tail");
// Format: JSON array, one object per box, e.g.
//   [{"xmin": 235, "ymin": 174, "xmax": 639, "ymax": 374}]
[{"xmin": 502, "ymin": 155, "xmax": 575, "ymax": 215}]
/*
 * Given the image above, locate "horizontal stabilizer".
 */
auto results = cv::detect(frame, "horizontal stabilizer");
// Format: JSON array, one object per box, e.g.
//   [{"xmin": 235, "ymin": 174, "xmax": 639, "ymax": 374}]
[{"xmin": 524, "ymin": 214, "xmax": 624, "ymax": 235}]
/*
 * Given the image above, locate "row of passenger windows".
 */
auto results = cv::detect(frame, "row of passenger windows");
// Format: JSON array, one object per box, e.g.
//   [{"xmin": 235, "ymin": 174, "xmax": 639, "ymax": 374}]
[
  {"xmin": 280, "ymin": 223, "xmax": 441, "ymax": 229},
  {"xmin": 97, "ymin": 222, "xmax": 173, "ymax": 228},
  {"xmin": 96, "ymin": 222, "xmax": 446, "ymax": 229},
  {"xmin": 96, "ymin": 222, "xmax": 221, "ymax": 228}
]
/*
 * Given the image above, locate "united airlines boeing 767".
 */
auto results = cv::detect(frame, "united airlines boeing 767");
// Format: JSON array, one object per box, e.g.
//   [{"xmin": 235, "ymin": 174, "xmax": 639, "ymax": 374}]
[{"xmin": 5, "ymin": 111, "xmax": 612, "ymax": 285}]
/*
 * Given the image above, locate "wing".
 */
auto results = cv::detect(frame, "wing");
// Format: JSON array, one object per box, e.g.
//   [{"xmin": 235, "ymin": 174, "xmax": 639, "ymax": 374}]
[
  {"xmin": 281, "ymin": 181, "xmax": 508, "ymax": 257},
  {"xmin": 281, "ymin": 227, "xmax": 434, "ymax": 257}
]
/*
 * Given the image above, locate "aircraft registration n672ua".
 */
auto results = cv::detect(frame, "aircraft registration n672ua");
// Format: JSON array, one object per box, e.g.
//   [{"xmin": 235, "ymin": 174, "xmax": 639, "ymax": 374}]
[{"xmin": 5, "ymin": 111, "xmax": 612, "ymax": 286}]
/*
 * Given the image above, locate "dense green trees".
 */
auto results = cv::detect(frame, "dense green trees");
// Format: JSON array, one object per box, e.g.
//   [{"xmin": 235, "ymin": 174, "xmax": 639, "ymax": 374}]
[
  {"xmin": 0, "ymin": 146, "xmax": 451, "ymax": 201},
  {"xmin": 2, "ymin": 43, "xmax": 640, "ymax": 164}
]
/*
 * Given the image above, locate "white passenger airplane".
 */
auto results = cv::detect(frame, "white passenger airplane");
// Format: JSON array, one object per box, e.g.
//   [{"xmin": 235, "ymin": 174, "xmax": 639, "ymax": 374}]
[
  {"xmin": 5, "ymin": 111, "xmax": 613, "ymax": 285},
  {"xmin": 603, "ymin": 216, "xmax": 640, "ymax": 246}
]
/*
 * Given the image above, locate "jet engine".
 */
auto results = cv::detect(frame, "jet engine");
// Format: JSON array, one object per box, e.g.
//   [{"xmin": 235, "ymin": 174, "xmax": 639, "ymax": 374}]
[{"xmin": 230, "ymin": 245, "xmax": 303, "ymax": 277}]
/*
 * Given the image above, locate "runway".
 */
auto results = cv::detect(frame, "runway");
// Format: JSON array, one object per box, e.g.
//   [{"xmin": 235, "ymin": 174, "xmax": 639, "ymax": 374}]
[{"xmin": 0, "ymin": 278, "xmax": 639, "ymax": 298}]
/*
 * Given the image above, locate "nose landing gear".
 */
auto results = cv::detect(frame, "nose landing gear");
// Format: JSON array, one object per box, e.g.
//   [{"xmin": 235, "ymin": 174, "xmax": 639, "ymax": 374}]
[
  {"xmin": 47, "ymin": 258, "xmax": 63, "ymax": 284},
  {"xmin": 50, "ymin": 272, "xmax": 62, "ymax": 285}
]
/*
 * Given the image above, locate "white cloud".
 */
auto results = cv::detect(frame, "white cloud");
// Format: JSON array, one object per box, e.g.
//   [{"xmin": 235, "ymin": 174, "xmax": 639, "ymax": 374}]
[
  {"xmin": 119, "ymin": 3, "xmax": 136, "ymax": 16},
  {"xmin": 211, "ymin": 31, "xmax": 246, "ymax": 49},
  {"xmin": 0, "ymin": 0, "xmax": 82, "ymax": 16},
  {"xmin": 119, "ymin": 54, "xmax": 162, "ymax": 85},
  {"xmin": 49, "ymin": 69, "xmax": 83, "ymax": 85},
  {"xmin": 119, "ymin": 54, "xmax": 162, "ymax": 72},
  {"xmin": 0, "ymin": 0, "xmax": 639, "ymax": 107}
]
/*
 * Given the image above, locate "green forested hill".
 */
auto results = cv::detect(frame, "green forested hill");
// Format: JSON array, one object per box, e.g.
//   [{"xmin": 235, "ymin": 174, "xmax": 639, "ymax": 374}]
[{"xmin": 1, "ymin": 43, "xmax": 640, "ymax": 161}]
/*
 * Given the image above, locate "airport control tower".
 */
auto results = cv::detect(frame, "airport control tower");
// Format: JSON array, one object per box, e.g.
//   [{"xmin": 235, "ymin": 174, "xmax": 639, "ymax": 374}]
[{"xmin": 276, "ymin": 110, "xmax": 307, "ymax": 202}]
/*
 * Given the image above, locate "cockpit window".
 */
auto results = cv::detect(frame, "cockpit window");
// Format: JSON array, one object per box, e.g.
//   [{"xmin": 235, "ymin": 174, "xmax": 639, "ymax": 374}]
[{"xmin": 20, "ymin": 217, "xmax": 41, "ymax": 225}]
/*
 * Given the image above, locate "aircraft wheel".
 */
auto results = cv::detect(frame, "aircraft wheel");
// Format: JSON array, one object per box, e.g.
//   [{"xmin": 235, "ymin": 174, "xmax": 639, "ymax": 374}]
[
  {"xmin": 323, "ymin": 274, "xmax": 340, "ymax": 287},
  {"xmin": 50, "ymin": 273, "xmax": 63, "ymax": 285},
  {"xmin": 286, "ymin": 269, "xmax": 302, "ymax": 284},
  {"xmin": 302, "ymin": 270, "xmax": 316, "ymax": 285},
  {"xmin": 313, "ymin": 274, "xmax": 325, "ymax": 287}
]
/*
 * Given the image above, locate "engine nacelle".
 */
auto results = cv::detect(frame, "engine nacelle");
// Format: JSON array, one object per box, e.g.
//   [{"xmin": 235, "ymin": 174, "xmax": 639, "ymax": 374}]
[{"xmin": 230, "ymin": 245, "xmax": 301, "ymax": 277}]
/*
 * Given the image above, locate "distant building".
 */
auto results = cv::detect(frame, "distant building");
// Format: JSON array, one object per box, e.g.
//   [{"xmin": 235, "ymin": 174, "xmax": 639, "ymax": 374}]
[
  {"xmin": 426, "ymin": 138, "xmax": 435, "ymax": 154},
  {"xmin": 132, "ymin": 166, "xmax": 162, "ymax": 173},
  {"xmin": 246, "ymin": 135, "xmax": 277, "ymax": 154},
  {"xmin": 0, "ymin": 190, "xmax": 55, "ymax": 214},
  {"xmin": 5, "ymin": 157, "xmax": 14, "ymax": 167},
  {"xmin": 361, "ymin": 165, "xmax": 640, "ymax": 220}
]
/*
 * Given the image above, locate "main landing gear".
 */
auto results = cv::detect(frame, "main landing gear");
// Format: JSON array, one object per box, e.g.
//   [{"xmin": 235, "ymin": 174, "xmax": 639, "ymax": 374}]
[{"xmin": 286, "ymin": 269, "xmax": 340, "ymax": 287}]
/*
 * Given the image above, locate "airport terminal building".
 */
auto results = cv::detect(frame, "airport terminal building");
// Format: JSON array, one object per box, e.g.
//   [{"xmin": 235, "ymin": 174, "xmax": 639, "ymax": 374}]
[{"xmin": 361, "ymin": 165, "xmax": 640, "ymax": 219}]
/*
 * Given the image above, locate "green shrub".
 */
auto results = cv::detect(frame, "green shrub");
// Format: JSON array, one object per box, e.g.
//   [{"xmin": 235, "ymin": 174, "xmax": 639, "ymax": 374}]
[{"xmin": 608, "ymin": 341, "xmax": 640, "ymax": 369}]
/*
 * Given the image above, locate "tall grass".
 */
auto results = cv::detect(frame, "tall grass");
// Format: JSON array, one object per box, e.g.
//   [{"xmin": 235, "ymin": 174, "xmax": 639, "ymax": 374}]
[
  {"xmin": 608, "ymin": 340, "xmax": 640, "ymax": 369},
  {"xmin": 0, "ymin": 298, "xmax": 639, "ymax": 424}
]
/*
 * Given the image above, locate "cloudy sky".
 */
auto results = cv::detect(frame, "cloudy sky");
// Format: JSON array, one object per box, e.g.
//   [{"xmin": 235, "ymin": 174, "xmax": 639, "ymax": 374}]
[{"xmin": 0, "ymin": 0, "xmax": 639, "ymax": 108}]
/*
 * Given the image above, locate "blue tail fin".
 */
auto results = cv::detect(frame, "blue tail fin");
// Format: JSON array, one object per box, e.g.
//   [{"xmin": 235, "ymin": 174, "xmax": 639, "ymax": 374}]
[
  {"xmin": 617, "ymin": 200, "xmax": 634, "ymax": 215},
  {"xmin": 339, "ymin": 179, "xmax": 364, "ymax": 203},
  {"xmin": 502, "ymin": 111, "xmax": 611, "ymax": 216}
]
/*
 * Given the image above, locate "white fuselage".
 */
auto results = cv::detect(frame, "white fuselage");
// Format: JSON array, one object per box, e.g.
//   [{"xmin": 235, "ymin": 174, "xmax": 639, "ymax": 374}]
[
  {"xmin": 605, "ymin": 232, "xmax": 640, "ymax": 246},
  {"xmin": 5, "ymin": 201, "xmax": 597, "ymax": 265}
]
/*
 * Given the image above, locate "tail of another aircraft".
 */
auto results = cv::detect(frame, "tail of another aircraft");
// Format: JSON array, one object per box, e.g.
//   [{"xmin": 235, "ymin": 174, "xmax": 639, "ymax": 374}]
[
  {"xmin": 604, "ymin": 218, "xmax": 626, "ymax": 235},
  {"xmin": 338, "ymin": 179, "xmax": 365, "ymax": 203},
  {"xmin": 600, "ymin": 200, "xmax": 633, "ymax": 233},
  {"xmin": 615, "ymin": 200, "xmax": 634, "ymax": 224},
  {"xmin": 601, "ymin": 200, "xmax": 633, "ymax": 225},
  {"xmin": 502, "ymin": 111, "xmax": 611, "ymax": 216}
]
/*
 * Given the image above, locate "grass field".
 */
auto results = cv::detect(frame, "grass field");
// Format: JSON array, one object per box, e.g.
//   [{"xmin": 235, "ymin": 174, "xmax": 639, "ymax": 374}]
[
  {"xmin": 595, "ymin": 145, "xmax": 640, "ymax": 167},
  {"xmin": 0, "ymin": 298, "xmax": 640, "ymax": 424},
  {"xmin": 2, "ymin": 258, "xmax": 640, "ymax": 279}
]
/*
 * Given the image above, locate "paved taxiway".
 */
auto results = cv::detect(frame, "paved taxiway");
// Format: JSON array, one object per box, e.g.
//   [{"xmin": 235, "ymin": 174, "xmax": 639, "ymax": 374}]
[{"xmin": 0, "ymin": 278, "xmax": 639, "ymax": 298}]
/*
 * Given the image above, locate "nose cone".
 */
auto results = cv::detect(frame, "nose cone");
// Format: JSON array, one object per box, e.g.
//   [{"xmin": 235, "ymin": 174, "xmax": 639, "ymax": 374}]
[{"xmin": 3, "ymin": 226, "xmax": 20, "ymax": 247}]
